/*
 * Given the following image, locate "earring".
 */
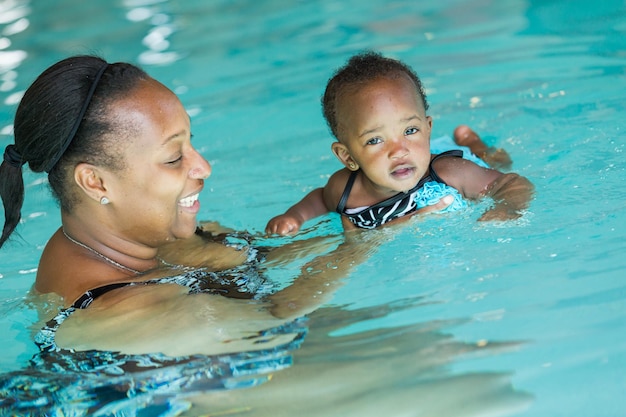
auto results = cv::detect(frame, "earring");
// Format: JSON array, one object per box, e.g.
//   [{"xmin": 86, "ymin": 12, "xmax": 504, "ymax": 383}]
[
  {"xmin": 100, "ymin": 196, "xmax": 110, "ymax": 205},
  {"xmin": 348, "ymin": 162, "xmax": 357, "ymax": 170}
]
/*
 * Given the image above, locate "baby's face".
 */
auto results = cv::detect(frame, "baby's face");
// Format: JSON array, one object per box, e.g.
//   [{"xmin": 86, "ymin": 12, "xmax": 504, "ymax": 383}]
[{"xmin": 335, "ymin": 74, "xmax": 432, "ymax": 196}]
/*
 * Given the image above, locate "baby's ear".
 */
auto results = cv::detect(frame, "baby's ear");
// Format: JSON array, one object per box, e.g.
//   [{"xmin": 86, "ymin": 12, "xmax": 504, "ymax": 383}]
[{"xmin": 331, "ymin": 142, "xmax": 359, "ymax": 171}]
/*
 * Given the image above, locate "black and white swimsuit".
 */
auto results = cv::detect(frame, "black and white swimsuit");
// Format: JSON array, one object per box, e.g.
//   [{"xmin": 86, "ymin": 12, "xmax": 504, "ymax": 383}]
[{"xmin": 337, "ymin": 150, "xmax": 465, "ymax": 229}]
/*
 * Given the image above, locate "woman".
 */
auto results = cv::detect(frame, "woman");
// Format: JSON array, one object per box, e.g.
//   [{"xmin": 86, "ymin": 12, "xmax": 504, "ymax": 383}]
[
  {"xmin": 0, "ymin": 55, "xmax": 449, "ymax": 414},
  {"xmin": 1, "ymin": 54, "xmax": 342, "ymax": 349}
]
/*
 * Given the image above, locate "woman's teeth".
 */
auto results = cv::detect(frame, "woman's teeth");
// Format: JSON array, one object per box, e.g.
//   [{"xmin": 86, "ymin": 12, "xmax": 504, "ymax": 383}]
[{"xmin": 179, "ymin": 193, "xmax": 199, "ymax": 207}]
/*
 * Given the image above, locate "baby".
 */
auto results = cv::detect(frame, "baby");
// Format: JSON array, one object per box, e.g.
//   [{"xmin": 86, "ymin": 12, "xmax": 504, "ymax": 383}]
[{"xmin": 266, "ymin": 52, "xmax": 534, "ymax": 235}]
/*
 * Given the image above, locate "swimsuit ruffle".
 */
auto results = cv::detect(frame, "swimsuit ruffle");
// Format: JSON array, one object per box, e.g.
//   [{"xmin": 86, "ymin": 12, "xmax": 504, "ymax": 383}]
[
  {"xmin": 414, "ymin": 181, "xmax": 467, "ymax": 213},
  {"xmin": 412, "ymin": 134, "xmax": 485, "ymax": 213}
]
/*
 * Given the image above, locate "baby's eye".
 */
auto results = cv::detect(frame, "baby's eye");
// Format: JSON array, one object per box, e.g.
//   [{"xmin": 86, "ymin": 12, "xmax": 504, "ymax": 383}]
[
  {"xmin": 366, "ymin": 137, "xmax": 383, "ymax": 145},
  {"xmin": 404, "ymin": 127, "xmax": 418, "ymax": 135}
]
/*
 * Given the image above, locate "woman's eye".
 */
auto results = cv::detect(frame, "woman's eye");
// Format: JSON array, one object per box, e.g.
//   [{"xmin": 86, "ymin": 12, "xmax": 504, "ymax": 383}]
[
  {"xmin": 405, "ymin": 127, "xmax": 418, "ymax": 135},
  {"xmin": 366, "ymin": 137, "xmax": 382, "ymax": 145},
  {"xmin": 167, "ymin": 155, "xmax": 183, "ymax": 165}
]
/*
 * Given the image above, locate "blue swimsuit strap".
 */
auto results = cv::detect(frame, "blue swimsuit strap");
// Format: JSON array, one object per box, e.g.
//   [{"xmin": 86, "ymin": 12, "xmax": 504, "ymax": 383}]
[{"xmin": 335, "ymin": 149, "xmax": 463, "ymax": 214}]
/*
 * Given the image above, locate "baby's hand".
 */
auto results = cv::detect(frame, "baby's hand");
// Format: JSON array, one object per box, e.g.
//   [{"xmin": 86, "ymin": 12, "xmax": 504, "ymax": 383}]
[
  {"xmin": 266, "ymin": 214, "xmax": 303, "ymax": 236},
  {"xmin": 415, "ymin": 194, "xmax": 454, "ymax": 215},
  {"xmin": 387, "ymin": 195, "xmax": 454, "ymax": 228}
]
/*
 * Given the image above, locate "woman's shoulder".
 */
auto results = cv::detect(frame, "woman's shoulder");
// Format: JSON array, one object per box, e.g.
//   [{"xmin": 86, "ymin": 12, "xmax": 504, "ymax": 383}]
[{"xmin": 36, "ymin": 229, "xmax": 123, "ymax": 305}]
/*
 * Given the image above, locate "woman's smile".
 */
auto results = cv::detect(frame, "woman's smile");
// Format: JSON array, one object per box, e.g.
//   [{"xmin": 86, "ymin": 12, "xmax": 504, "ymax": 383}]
[{"xmin": 178, "ymin": 192, "xmax": 201, "ymax": 212}]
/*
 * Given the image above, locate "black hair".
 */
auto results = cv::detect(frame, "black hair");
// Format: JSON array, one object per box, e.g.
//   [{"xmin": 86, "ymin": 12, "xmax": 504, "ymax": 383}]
[
  {"xmin": 0, "ymin": 55, "xmax": 149, "ymax": 248},
  {"xmin": 321, "ymin": 51, "xmax": 429, "ymax": 140}
]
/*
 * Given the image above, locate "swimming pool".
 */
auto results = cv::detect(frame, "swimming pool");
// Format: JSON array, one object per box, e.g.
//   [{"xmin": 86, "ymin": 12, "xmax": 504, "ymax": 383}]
[{"xmin": 1, "ymin": 0, "xmax": 625, "ymax": 415}]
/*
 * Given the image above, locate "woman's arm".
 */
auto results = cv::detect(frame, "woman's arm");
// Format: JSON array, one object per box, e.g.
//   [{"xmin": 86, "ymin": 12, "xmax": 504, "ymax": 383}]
[
  {"xmin": 54, "ymin": 283, "xmax": 294, "ymax": 357},
  {"xmin": 267, "ymin": 196, "xmax": 456, "ymax": 319}
]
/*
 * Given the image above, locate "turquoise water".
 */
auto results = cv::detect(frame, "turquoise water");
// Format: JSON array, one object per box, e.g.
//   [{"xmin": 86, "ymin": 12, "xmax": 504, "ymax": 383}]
[{"xmin": 1, "ymin": 0, "xmax": 625, "ymax": 416}]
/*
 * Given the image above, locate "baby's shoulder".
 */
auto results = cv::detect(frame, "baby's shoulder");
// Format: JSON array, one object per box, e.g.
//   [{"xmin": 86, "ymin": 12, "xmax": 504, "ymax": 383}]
[
  {"xmin": 323, "ymin": 169, "xmax": 354, "ymax": 209},
  {"xmin": 431, "ymin": 151, "xmax": 473, "ymax": 172},
  {"xmin": 431, "ymin": 151, "xmax": 494, "ymax": 190}
]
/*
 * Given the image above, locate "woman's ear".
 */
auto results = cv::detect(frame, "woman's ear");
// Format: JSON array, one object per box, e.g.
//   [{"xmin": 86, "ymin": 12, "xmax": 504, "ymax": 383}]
[
  {"xmin": 331, "ymin": 142, "xmax": 359, "ymax": 171},
  {"xmin": 74, "ymin": 163, "xmax": 107, "ymax": 204}
]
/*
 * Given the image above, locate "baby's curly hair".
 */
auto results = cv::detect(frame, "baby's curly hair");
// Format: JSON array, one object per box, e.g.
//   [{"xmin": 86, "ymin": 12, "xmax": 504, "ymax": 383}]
[{"xmin": 322, "ymin": 51, "xmax": 429, "ymax": 140}]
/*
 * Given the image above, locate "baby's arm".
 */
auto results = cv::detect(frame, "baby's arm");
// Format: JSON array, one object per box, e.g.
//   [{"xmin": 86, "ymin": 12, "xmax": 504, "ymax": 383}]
[
  {"xmin": 478, "ymin": 173, "xmax": 534, "ymax": 221},
  {"xmin": 266, "ymin": 187, "xmax": 329, "ymax": 235},
  {"xmin": 266, "ymin": 170, "xmax": 351, "ymax": 235},
  {"xmin": 436, "ymin": 158, "xmax": 534, "ymax": 221}
]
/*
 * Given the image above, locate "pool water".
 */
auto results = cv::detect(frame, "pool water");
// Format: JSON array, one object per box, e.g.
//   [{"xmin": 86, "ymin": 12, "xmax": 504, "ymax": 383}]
[{"xmin": 1, "ymin": 0, "xmax": 625, "ymax": 416}]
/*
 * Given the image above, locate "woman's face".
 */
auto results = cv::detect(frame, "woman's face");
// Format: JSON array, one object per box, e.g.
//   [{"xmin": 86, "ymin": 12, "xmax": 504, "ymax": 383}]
[{"xmin": 104, "ymin": 78, "xmax": 212, "ymax": 246}]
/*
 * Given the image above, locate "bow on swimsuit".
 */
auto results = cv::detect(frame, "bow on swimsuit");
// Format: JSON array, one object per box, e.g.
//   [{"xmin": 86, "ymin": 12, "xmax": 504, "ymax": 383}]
[{"xmin": 337, "ymin": 150, "xmax": 468, "ymax": 229}]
